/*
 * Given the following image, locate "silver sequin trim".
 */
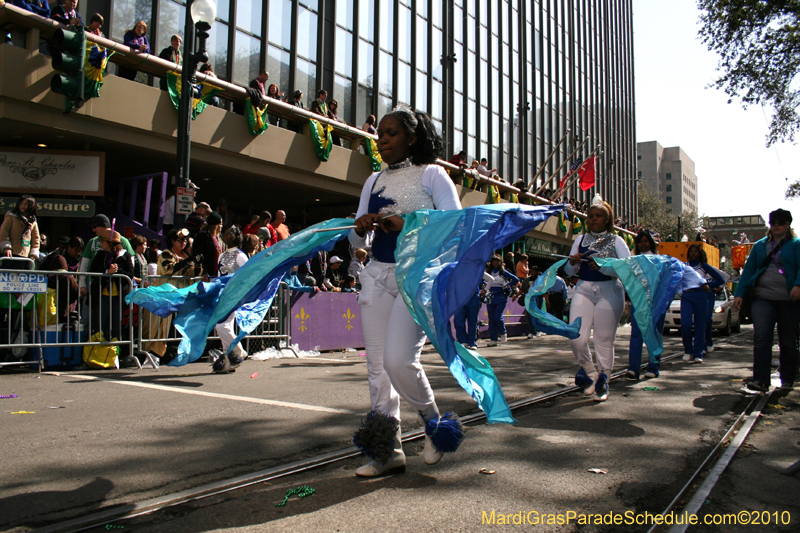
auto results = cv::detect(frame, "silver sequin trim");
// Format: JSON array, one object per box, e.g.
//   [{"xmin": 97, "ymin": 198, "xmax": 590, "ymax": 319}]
[
  {"xmin": 373, "ymin": 164, "xmax": 434, "ymax": 215},
  {"xmin": 583, "ymin": 233, "xmax": 618, "ymax": 258}
]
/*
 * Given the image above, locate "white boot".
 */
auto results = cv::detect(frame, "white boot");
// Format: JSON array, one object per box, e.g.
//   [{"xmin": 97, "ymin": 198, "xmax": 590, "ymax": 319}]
[
  {"xmin": 355, "ymin": 427, "xmax": 406, "ymax": 477},
  {"xmin": 500, "ymin": 333, "xmax": 508, "ymax": 343},
  {"xmin": 420, "ymin": 404, "xmax": 445, "ymax": 465}
]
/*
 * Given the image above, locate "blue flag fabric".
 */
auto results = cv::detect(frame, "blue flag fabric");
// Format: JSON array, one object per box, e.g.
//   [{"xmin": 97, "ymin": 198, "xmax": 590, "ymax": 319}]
[
  {"xmin": 126, "ymin": 281, "xmax": 201, "ymax": 318},
  {"xmin": 126, "ymin": 218, "xmax": 354, "ymax": 366},
  {"xmin": 395, "ymin": 203, "xmax": 564, "ymax": 425},
  {"xmin": 523, "ymin": 258, "xmax": 582, "ymax": 338},
  {"xmin": 526, "ymin": 254, "xmax": 708, "ymax": 360},
  {"xmin": 593, "ymin": 255, "xmax": 706, "ymax": 358}
]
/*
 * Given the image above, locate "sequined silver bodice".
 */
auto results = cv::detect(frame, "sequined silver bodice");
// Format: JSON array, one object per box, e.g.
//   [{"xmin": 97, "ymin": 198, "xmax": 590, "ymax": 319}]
[
  {"xmin": 218, "ymin": 248, "xmax": 244, "ymax": 276},
  {"xmin": 581, "ymin": 232, "xmax": 618, "ymax": 258},
  {"xmin": 371, "ymin": 164, "xmax": 434, "ymax": 215}
]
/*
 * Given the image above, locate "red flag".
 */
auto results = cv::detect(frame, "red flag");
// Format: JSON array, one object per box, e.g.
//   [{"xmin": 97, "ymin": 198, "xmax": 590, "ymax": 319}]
[{"xmin": 578, "ymin": 156, "xmax": 596, "ymax": 191}]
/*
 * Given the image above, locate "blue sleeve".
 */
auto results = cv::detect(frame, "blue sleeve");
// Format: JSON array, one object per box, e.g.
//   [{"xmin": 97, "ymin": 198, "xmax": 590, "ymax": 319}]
[
  {"xmin": 561, "ymin": 280, "xmax": 568, "ymax": 300},
  {"xmin": 50, "ymin": 6, "xmax": 67, "ymax": 24},
  {"xmin": 122, "ymin": 31, "xmax": 136, "ymax": 48},
  {"xmin": 502, "ymin": 270, "xmax": 520, "ymax": 284},
  {"xmin": 703, "ymin": 264, "xmax": 725, "ymax": 289},
  {"xmin": 23, "ymin": 0, "xmax": 50, "ymax": 17}
]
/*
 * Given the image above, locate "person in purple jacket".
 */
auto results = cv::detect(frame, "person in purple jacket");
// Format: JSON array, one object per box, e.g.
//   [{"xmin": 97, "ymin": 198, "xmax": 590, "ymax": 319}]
[
  {"xmin": 13, "ymin": 0, "xmax": 50, "ymax": 18},
  {"xmin": 118, "ymin": 21, "xmax": 151, "ymax": 81}
]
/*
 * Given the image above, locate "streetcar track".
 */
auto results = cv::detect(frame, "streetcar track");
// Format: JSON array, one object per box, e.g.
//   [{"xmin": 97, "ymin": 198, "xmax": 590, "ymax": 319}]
[{"xmin": 32, "ymin": 332, "xmax": 756, "ymax": 533}]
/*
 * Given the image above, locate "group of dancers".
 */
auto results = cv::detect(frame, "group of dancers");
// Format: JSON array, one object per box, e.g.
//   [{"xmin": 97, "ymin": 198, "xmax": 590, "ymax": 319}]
[
  {"xmin": 136, "ymin": 105, "xmax": 796, "ymax": 478},
  {"xmin": 342, "ymin": 106, "xmax": 758, "ymax": 477}
]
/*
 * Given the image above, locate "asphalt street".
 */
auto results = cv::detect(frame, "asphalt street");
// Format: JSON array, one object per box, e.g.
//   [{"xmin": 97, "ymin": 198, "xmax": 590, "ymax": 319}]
[{"xmin": 2, "ymin": 325, "xmax": 799, "ymax": 533}]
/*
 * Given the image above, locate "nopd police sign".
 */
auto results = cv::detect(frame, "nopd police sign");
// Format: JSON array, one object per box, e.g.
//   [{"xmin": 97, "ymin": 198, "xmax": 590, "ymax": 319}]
[{"xmin": 0, "ymin": 272, "xmax": 48, "ymax": 293}]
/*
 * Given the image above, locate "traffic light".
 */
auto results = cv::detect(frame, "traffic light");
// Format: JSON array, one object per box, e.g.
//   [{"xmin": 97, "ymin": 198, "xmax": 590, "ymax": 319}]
[{"xmin": 50, "ymin": 26, "xmax": 86, "ymax": 111}]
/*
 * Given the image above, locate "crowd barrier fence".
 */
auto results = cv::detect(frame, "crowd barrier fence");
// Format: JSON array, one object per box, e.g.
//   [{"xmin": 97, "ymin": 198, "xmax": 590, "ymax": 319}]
[{"xmin": 0, "ymin": 260, "xmax": 139, "ymax": 370}]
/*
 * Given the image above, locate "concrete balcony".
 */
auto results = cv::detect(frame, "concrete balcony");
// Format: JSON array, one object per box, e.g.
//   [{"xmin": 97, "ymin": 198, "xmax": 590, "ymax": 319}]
[{"xmin": 0, "ymin": 43, "xmax": 373, "ymax": 219}]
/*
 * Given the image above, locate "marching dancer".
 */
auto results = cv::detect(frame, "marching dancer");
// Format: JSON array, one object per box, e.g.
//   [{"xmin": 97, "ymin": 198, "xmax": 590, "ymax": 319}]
[
  {"xmin": 350, "ymin": 107, "xmax": 463, "ymax": 477},
  {"xmin": 681, "ymin": 244, "xmax": 724, "ymax": 363},
  {"xmin": 485, "ymin": 255, "xmax": 520, "ymax": 346},
  {"xmin": 210, "ymin": 225, "xmax": 250, "ymax": 373},
  {"xmin": 626, "ymin": 231, "xmax": 661, "ymax": 379},
  {"xmin": 565, "ymin": 196, "xmax": 631, "ymax": 401}
]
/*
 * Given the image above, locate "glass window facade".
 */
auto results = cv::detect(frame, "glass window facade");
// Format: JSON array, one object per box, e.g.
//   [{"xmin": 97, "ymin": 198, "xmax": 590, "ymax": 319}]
[{"xmin": 107, "ymin": 0, "xmax": 636, "ymax": 220}]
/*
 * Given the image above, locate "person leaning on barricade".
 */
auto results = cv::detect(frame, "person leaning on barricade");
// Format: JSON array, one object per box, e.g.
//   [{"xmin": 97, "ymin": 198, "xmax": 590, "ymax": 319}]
[
  {"xmin": 79, "ymin": 215, "xmax": 135, "ymax": 297},
  {"xmin": 88, "ymin": 229, "xmax": 134, "ymax": 345},
  {"xmin": 40, "ymin": 236, "xmax": 84, "ymax": 323}
]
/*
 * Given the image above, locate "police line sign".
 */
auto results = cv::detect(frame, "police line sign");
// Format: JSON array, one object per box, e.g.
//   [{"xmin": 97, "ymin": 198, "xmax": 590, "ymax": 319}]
[{"xmin": 0, "ymin": 272, "xmax": 48, "ymax": 293}]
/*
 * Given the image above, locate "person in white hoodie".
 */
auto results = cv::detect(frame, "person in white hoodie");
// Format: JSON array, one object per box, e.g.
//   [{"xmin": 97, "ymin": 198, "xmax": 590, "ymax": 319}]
[{"xmin": 564, "ymin": 195, "xmax": 630, "ymax": 402}]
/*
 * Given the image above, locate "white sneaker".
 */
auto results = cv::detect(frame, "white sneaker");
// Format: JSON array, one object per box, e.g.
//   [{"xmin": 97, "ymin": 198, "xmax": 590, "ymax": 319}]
[
  {"xmin": 526, "ymin": 333, "xmax": 534, "ymax": 339},
  {"xmin": 644, "ymin": 371, "xmax": 657, "ymax": 379},
  {"xmin": 486, "ymin": 341, "xmax": 498, "ymax": 347},
  {"xmin": 682, "ymin": 353, "xmax": 693, "ymax": 362},
  {"xmin": 706, "ymin": 346, "xmax": 715, "ymax": 353},
  {"xmin": 355, "ymin": 452, "xmax": 406, "ymax": 477},
  {"xmin": 536, "ymin": 332, "xmax": 546, "ymax": 337},
  {"xmin": 423, "ymin": 435, "xmax": 444, "ymax": 465},
  {"xmin": 500, "ymin": 334, "xmax": 507, "ymax": 343}
]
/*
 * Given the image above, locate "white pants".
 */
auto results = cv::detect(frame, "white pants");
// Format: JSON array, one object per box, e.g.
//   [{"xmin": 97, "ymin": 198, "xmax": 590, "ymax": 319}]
[
  {"xmin": 359, "ymin": 260, "xmax": 434, "ymax": 422},
  {"xmin": 215, "ymin": 313, "xmax": 247, "ymax": 358},
  {"xmin": 568, "ymin": 279, "xmax": 625, "ymax": 374}
]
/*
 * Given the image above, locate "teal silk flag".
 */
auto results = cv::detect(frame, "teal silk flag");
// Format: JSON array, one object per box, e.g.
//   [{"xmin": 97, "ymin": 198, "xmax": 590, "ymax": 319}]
[
  {"xmin": 395, "ymin": 203, "xmax": 564, "ymax": 425},
  {"xmin": 525, "ymin": 254, "xmax": 707, "ymax": 360}
]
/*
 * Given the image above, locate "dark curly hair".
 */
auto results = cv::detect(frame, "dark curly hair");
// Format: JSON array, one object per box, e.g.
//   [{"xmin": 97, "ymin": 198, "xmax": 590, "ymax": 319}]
[
  {"xmin": 224, "ymin": 225, "xmax": 243, "ymax": 248},
  {"xmin": 382, "ymin": 108, "xmax": 444, "ymax": 165}
]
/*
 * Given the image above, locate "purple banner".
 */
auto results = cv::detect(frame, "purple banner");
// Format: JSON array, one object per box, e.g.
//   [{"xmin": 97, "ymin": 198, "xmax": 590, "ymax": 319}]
[
  {"xmin": 289, "ymin": 291, "xmax": 533, "ymax": 352},
  {"xmin": 290, "ymin": 292, "xmax": 365, "ymax": 352}
]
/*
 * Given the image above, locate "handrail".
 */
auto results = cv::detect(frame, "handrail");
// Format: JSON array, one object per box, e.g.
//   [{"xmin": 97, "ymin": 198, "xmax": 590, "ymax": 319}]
[
  {"xmin": 437, "ymin": 159, "xmax": 634, "ymax": 236},
  {"xmin": 0, "ymin": 2, "xmax": 376, "ymax": 143}
]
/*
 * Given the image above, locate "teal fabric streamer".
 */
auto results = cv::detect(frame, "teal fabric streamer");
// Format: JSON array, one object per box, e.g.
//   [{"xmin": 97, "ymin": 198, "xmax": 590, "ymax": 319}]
[
  {"xmin": 126, "ymin": 281, "xmax": 200, "ymax": 317},
  {"xmin": 594, "ymin": 254, "xmax": 706, "ymax": 358},
  {"xmin": 523, "ymin": 258, "xmax": 582, "ymax": 338},
  {"xmin": 395, "ymin": 203, "xmax": 563, "ymax": 425},
  {"xmin": 126, "ymin": 218, "xmax": 354, "ymax": 366}
]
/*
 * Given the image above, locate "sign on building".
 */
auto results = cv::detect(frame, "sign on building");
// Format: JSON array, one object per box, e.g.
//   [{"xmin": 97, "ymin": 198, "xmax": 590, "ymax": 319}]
[
  {"xmin": 0, "ymin": 148, "xmax": 104, "ymax": 196},
  {"xmin": 0, "ymin": 197, "xmax": 95, "ymax": 218}
]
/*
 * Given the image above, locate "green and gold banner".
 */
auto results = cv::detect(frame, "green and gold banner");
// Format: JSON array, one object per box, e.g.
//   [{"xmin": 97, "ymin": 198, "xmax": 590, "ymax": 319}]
[
  {"xmin": 487, "ymin": 185, "xmax": 501, "ymax": 204},
  {"xmin": 166, "ymin": 71, "xmax": 224, "ymax": 120},
  {"xmin": 246, "ymin": 98, "xmax": 268, "ymax": 136},
  {"xmin": 84, "ymin": 42, "xmax": 113, "ymax": 99},
  {"xmin": 365, "ymin": 137, "xmax": 382, "ymax": 171},
  {"xmin": 309, "ymin": 118, "xmax": 334, "ymax": 161},
  {"xmin": 572, "ymin": 215, "xmax": 584, "ymax": 234}
]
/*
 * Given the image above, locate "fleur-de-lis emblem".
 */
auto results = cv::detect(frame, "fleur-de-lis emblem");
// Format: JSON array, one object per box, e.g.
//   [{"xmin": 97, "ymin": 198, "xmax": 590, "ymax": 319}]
[
  {"xmin": 295, "ymin": 307, "xmax": 310, "ymax": 332},
  {"xmin": 343, "ymin": 308, "xmax": 355, "ymax": 330}
]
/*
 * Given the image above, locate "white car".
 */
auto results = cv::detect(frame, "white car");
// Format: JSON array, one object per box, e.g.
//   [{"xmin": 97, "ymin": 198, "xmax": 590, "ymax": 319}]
[{"xmin": 663, "ymin": 288, "xmax": 741, "ymax": 336}]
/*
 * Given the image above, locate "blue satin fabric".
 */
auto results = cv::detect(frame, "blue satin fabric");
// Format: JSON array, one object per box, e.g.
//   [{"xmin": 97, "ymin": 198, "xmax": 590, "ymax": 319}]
[
  {"xmin": 527, "ymin": 255, "xmax": 707, "ymax": 358},
  {"xmin": 395, "ymin": 203, "xmax": 564, "ymax": 425},
  {"xmin": 126, "ymin": 218, "xmax": 354, "ymax": 366}
]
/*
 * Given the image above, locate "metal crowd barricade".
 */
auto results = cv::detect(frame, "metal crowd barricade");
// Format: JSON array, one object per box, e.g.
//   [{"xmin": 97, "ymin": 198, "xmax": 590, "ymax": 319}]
[
  {"xmin": 0, "ymin": 260, "xmax": 140, "ymax": 371},
  {"xmin": 136, "ymin": 274, "xmax": 293, "ymax": 360}
]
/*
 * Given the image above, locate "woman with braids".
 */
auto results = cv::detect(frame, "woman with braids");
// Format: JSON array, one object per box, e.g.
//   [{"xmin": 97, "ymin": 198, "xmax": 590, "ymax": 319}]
[
  {"xmin": 349, "ymin": 107, "xmax": 463, "ymax": 477},
  {"xmin": 564, "ymin": 195, "xmax": 631, "ymax": 402},
  {"xmin": 681, "ymin": 243, "xmax": 725, "ymax": 363},
  {"xmin": 625, "ymin": 230, "xmax": 661, "ymax": 380}
]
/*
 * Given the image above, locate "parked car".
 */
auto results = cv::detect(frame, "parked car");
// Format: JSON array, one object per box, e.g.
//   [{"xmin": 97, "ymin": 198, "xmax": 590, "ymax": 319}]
[{"xmin": 663, "ymin": 287, "xmax": 741, "ymax": 336}]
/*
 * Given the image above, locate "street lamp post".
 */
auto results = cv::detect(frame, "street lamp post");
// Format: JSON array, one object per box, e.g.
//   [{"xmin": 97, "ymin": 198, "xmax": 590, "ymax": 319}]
[{"xmin": 175, "ymin": 0, "xmax": 216, "ymax": 228}]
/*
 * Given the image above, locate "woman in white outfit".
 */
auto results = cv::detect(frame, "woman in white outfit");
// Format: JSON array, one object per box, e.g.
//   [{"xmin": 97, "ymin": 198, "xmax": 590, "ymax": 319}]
[
  {"xmin": 564, "ymin": 196, "xmax": 630, "ymax": 402},
  {"xmin": 350, "ymin": 107, "xmax": 462, "ymax": 477}
]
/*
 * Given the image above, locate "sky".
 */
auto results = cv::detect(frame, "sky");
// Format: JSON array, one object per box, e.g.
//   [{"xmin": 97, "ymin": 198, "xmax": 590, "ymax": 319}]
[{"xmin": 632, "ymin": 0, "xmax": 800, "ymax": 221}]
